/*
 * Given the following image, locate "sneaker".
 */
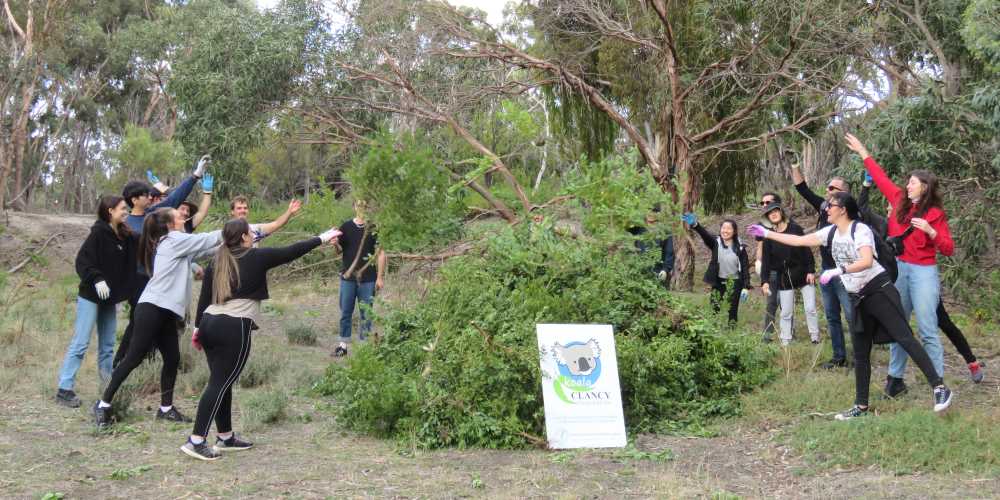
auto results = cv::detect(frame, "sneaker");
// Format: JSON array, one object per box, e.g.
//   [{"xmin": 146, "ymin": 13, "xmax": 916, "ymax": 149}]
[
  {"xmin": 332, "ymin": 345, "xmax": 348, "ymax": 357},
  {"xmin": 883, "ymin": 376, "xmax": 908, "ymax": 399},
  {"xmin": 180, "ymin": 439, "xmax": 221, "ymax": 461},
  {"xmin": 55, "ymin": 389, "xmax": 81, "ymax": 408},
  {"xmin": 968, "ymin": 361, "xmax": 984, "ymax": 384},
  {"xmin": 216, "ymin": 434, "xmax": 254, "ymax": 451},
  {"xmin": 93, "ymin": 402, "xmax": 112, "ymax": 430},
  {"xmin": 820, "ymin": 358, "xmax": 848, "ymax": 370},
  {"xmin": 811, "ymin": 339, "xmax": 820, "ymax": 345},
  {"xmin": 834, "ymin": 405, "xmax": 869, "ymax": 421},
  {"xmin": 156, "ymin": 406, "xmax": 192, "ymax": 423},
  {"xmin": 933, "ymin": 385, "xmax": 953, "ymax": 412}
]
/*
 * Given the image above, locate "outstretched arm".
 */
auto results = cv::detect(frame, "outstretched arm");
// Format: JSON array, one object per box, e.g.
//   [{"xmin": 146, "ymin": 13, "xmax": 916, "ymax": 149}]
[
  {"xmin": 748, "ymin": 225, "xmax": 822, "ymax": 248},
  {"xmin": 258, "ymin": 199, "xmax": 302, "ymax": 237},
  {"xmin": 845, "ymin": 134, "xmax": 901, "ymax": 208}
]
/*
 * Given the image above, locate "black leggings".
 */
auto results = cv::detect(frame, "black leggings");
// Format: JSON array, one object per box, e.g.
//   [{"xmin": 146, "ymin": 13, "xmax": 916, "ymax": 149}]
[
  {"xmin": 852, "ymin": 288, "xmax": 943, "ymax": 407},
  {"xmin": 711, "ymin": 278, "xmax": 743, "ymax": 324},
  {"xmin": 113, "ymin": 274, "xmax": 151, "ymax": 368},
  {"xmin": 192, "ymin": 313, "xmax": 253, "ymax": 437},
  {"xmin": 938, "ymin": 301, "xmax": 976, "ymax": 364},
  {"xmin": 103, "ymin": 302, "xmax": 180, "ymax": 407}
]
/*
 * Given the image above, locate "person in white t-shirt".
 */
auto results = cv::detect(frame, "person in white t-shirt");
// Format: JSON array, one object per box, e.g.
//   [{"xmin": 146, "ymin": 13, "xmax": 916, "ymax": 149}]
[
  {"xmin": 229, "ymin": 195, "xmax": 302, "ymax": 246},
  {"xmin": 747, "ymin": 191, "xmax": 953, "ymax": 420}
]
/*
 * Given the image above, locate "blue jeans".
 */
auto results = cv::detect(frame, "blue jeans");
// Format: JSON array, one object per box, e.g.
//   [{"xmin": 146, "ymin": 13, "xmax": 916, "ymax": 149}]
[
  {"xmin": 57, "ymin": 297, "xmax": 117, "ymax": 391},
  {"xmin": 820, "ymin": 276, "xmax": 854, "ymax": 361},
  {"xmin": 339, "ymin": 278, "xmax": 376, "ymax": 342},
  {"xmin": 889, "ymin": 260, "xmax": 944, "ymax": 378}
]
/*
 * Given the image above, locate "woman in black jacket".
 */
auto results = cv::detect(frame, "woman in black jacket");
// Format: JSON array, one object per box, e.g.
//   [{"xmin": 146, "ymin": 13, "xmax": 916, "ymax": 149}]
[
  {"xmin": 759, "ymin": 202, "xmax": 820, "ymax": 346},
  {"xmin": 180, "ymin": 218, "xmax": 341, "ymax": 461},
  {"xmin": 56, "ymin": 196, "xmax": 137, "ymax": 408},
  {"xmin": 681, "ymin": 213, "xmax": 751, "ymax": 324}
]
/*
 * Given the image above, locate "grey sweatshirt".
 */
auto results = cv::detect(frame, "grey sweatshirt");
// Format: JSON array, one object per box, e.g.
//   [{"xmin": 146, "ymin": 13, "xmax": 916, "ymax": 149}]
[{"xmin": 139, "ymin": 230, "xmax": 222, "ymax": 317}]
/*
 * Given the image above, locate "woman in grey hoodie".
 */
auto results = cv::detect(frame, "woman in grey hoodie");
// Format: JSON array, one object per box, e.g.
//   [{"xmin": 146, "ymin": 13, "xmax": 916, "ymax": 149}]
[{"xmin": 94, "ymin": 207, "xmax": 221, "ymax": 429}]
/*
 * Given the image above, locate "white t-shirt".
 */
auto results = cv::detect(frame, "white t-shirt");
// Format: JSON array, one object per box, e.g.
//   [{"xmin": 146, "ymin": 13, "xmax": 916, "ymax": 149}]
[{"xmin": 815, "ymin": 222, "xmax": 886, "ymax": 293}]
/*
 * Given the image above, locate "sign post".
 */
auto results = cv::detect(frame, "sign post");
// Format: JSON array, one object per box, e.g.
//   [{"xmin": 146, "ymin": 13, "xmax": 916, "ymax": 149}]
[{"xmin": 536, "ymin": 324, "xmax": 627, "ymax": 449}]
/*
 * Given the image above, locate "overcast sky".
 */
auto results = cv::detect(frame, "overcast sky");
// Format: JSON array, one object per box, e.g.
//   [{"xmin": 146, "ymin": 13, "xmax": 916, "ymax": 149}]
[{"xmin": 255, "ymin": 0, "xmax": 508, "ymax": 25}]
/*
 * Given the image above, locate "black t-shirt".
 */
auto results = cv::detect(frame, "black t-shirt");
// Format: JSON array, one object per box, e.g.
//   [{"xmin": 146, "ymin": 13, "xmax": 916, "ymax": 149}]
[{"xmin": 338, "ymin": 219, "xmax": 378, "ymax": 282}]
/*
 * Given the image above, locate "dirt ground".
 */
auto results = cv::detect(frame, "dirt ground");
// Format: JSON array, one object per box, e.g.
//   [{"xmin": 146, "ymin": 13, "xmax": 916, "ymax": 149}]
[{"xmin": 2, "ymin": 211, "xmax": 999, "ymax": 499}]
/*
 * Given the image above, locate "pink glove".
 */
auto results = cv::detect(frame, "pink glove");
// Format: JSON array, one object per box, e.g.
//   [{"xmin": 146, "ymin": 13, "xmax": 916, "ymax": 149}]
[
  {"xmin": 747, "ymin": 224, "xmax": 769, "ymax": 239},
  {"xmin": 191, "ymin": 328, "xmax": 203, "ymax": 351},
  {"xmin": 819, "ymin": 268, "xmax": 843, "ymax": 285}
]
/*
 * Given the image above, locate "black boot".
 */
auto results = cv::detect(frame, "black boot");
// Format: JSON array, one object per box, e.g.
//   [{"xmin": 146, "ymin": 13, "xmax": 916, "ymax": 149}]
[{"xmin": 883, "ymin": 375, "xmax": 908, "ymax": 399}]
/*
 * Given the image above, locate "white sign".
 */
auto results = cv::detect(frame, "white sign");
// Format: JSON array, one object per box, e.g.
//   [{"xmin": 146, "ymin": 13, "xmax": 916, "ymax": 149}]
[{"xmin": 536, "ymin": 324, "xmax": 627, "ymax": 449}]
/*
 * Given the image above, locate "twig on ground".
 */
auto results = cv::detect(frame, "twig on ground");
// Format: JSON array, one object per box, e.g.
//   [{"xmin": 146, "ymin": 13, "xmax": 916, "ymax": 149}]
[{"xmin": 7, "ymin": 232, "xmax": 63, "ymax": 274}]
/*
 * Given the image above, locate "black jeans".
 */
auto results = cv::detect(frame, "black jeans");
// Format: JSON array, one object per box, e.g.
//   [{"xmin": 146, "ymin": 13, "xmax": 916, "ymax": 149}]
[
  {"xmin": 711, "ymin": 277, "xmax": 744, "ymax": 324},
  {"xmin": 938, "ymin": 300, "xmax": 976, "ymax": 364},
  {"xmin": 103, "ymin": 302, "xmax": 180, "ymax": 407},
  {"xmin": 192, "ymin": 313, "xmax": 253, "ymax": 437},
  {"xmin": 852, "ymin": 287, "xmax": 943, "ymax": 407}
]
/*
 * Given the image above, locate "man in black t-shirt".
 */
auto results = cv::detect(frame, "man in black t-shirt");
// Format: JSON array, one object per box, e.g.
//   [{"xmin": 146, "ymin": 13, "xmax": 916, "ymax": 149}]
[{"xmin": 331, "ymin": 199, "xmax": 386, "ymax": 357}]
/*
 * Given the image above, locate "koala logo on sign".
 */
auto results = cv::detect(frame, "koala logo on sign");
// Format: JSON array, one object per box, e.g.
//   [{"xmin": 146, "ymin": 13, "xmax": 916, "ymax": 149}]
[{"xmin": 550, "ymin": 339, "xmax": 609, "ymax": 404}]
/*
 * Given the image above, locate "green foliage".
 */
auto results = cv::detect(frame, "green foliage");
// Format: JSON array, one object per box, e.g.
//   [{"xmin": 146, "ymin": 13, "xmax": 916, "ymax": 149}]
[
  {"xmin": 791, "ymin": 409, "xmax": 1000, "ymax": 474},
  {"xmin": 108, "ymin": 465, "xmax": 152, "ymax": 480},
  {"xmin": 240, "ymin": 348, "xmax": 282, "ymax": 389},
  {"xmin": 564, "ymin": 150, "xmax": 677, "ymax": 240},
  {"xmin": 242, "ymin": 387, "xmax": 289, "ymax": 431},
  {"xmin": 111, "ymin": 125, "xmax": 187, "ymax": 185},
  {"xmin": 962, "ymin": 0, "xmax": 1000, "ymax": 74},
  {"xmin": 314, "ymin": 223, "xmax": 774, "ymax": 449},
  {"xmin": 40, "ymin": 493, "xmax": 65, "ymax": 500},
  {"xmin": 285, "ymin": 323, "xmax": 318, "ymax": 346},
  {"xmin": 345, "ymin": 133, "xmax": 465, "ymax": 252}
]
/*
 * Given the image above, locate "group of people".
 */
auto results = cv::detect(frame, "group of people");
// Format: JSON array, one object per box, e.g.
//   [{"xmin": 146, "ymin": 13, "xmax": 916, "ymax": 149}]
[
  {"xmin": 681, "ymin": 133, "xmax": 984, "ymax": 420},
  {"xmin": 55, "ymin": 155, "xmax": 385, "ymax": 461}
]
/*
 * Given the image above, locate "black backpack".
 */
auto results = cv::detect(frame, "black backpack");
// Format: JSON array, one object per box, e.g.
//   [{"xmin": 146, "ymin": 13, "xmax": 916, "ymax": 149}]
[{"xmin": 825, "ymin": 220, "xmax": 898, "ymax": 282}]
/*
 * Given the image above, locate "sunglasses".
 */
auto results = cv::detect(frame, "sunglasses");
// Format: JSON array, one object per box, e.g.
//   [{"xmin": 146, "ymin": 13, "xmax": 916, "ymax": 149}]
[
  {"xmin": 825, "ymin": 203, "xmax": 842, "ymax": 209},
  {"xmin": 760, "ymin": 199, "xmax": 774, "ymax": 206},
  {"xmin": 826, "ymin": 185, "xmax": 843, "ymax": 192}
]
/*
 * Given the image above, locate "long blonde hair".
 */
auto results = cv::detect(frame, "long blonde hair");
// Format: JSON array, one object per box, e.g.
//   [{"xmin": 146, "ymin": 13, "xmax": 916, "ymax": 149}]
[{"xmin": 212, "ymin": 219, "xmax": 250, "ymax": 304}]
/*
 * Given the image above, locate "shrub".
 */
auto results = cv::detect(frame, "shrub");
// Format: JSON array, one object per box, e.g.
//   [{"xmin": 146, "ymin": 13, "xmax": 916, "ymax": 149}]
[
  {"xmin": 314, "ymin": 223, "xmax": 774, "ymax": 449},
  {"xmin": 239, "ymin": 349, "xmax": 282, "ymax": 389},
  {"xmin": 242, "ymin": 387, "xmax": 288, "ymax": 431},
  {"xmin": 285, "ymin": 323, "xmax": 318, "ymax": 346}
]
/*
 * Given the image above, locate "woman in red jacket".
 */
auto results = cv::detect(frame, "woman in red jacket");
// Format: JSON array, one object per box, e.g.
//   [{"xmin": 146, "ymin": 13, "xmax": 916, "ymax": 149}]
[{"xmin": 845, "ymin": 134, "xmax": 954, "ymax": 398}]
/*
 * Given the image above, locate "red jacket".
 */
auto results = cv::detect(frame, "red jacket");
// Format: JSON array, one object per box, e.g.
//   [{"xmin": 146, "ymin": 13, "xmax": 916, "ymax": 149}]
[{"xmin": 864, "ymin": 157, "xmax": 954, "ymax": 265}]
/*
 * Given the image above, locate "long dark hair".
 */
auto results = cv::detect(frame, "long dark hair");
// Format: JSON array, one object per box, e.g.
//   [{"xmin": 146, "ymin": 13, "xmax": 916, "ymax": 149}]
[
  {"xmin": 720, "ymin": 219, "xmax": 740, "ymax": 248},
  {"xmin": 138, "ymin": 208, "xmax": 175, "ymax": 274},
  {"xmin": 212, "ymin": 218, "xmax": 250, "ymax": 304},
  {"xmin": 97, "ymin": 195, "xmax": 129, "ymax": 239},
  {"xmin": 896, "ymin": 170, "xmax": 941, "ymax": 223}
]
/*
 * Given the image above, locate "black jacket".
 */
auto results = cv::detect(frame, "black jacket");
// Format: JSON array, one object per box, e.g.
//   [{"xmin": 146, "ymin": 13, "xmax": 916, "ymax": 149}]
[
  {"xmin": 75, "ymin": 221, "xmax": 138, "ymax": 304},
  {"xmin": 760, "ymin": 221, "xmax": 815, "ymax": 290},
  {"xmin": 692, "ymin": 224, "xmax": 751, "ymax": 288},
  {"xmin": 195, "ymin": 237, "xmax": 322, "ymax": 327}
]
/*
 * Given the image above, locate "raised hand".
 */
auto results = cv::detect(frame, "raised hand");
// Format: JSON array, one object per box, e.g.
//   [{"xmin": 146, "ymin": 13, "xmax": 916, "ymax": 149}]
[
  {"xmin": 146, "ymin": 170, "xmax": 161, "ymax": 185},
  {"xmin": 863, "ymin": 171, "xmax": 873, "ymax": 186},
  {"xmin": 287, "ymin": 199, "xmax": 302, "ymax": 215},
  {"xmin": 194, "ymin": 154, "xmax": 212, "ymax": 178},
  {"xmin": 681, "ymin": 212, "xmax": 697, "ymax": 227},
  {"xmin": 819, "ymin": 268, "xmax": 843, "ymax": 285},
  {"xmin": 844, "ymin": 133, "xmax": 870, "ymax": 159},
  {"xmin": 747, "ymin": 224, "xmax": 769, "ymax": 239},
  {"xmin": 201, "ymin": 173, "xmax": 214, "ymax": 193}
]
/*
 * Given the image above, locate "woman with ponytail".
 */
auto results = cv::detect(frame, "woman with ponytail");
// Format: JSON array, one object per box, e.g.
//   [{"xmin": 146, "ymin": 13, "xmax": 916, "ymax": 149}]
[
  {"xmin": 56, "ymin": 196, "xmax": 137, "ymax": 408},
  {"xmin": 180, "ymin": 219, "xmax": 341, "ymax": 461},
  {"xmin": 94, "ymin": 207, "xmax": 222, "ymax": 429}
]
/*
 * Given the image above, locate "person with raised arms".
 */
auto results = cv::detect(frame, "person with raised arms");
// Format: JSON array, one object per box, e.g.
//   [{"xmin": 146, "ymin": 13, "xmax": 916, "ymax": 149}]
[
  {"xmin": 94, "ymin": 208, "xmax": 222, "ymax": 429},
  {"xmin": 681, "ymin": 213, "xmax": 751, "ymax": 325},
  {"xmin": 228, "ymin": 195, "xmax": 302, "ymax": 246},
  {"xmin": 180, "ymin": 219, "xmax": 342, "ymax": 461},
  {"xmin": 748, "ymin": 191, "xmax": 953, "ymax": 420}
]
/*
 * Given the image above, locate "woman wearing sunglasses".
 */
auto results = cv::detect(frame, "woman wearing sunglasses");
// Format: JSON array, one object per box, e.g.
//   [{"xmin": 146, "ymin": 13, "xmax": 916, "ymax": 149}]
[
  {"xmin": 748, "ymin": 192, "xmax": 953, "ymax": 420},
  {"xmin": 845, "ymin": 133, "xmax": 955, "ymax": 398}
]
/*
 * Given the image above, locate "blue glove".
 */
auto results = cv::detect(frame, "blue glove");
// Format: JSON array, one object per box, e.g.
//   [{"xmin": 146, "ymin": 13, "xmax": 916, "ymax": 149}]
[
  {"xmin": 681, "ymin": 212, "xmax": 697, "ymax": 226},
  {"xmin": 201, "ymin": 173, "xmax": 214, "ymax": 193},
  {"xmin": 740, "ymin": 289, "xmax": 749, "ymax": 303},
  {"xmin": 146, "ymin": 170, "xmax": 160, "ymax": 185},
  {"xmin": 863, "ymin": 171, "xmax": 873, "ymax": 185}
]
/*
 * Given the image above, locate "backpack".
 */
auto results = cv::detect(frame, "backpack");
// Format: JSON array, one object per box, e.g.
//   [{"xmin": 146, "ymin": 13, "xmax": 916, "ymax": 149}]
[{"xmin": 825, "ymin": 220, "xmax": 898, "ymax": 282}]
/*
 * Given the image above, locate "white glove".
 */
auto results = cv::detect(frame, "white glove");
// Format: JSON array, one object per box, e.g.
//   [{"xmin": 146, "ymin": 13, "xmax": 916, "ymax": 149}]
[
  {"xmin": 657, "ymin": 270, "xmax": 668, "ymax": 282},
  {"xmin": 819, "ymin": 268, "xmax": 844, "ymax": 285},
  {"xmin": 754, "ymin": 260, "xmax": 762, "ymax": 277},
  {"xmin": 95, "ymin": 281, "xmax": 110, "ymax": 300},
  {"xmin": 319, "ymin": 228, "xmax": 343, "ymax": 243},
  {"xmin": 193, "ymin": 154, "xmax": 211, "ymax": 178}
]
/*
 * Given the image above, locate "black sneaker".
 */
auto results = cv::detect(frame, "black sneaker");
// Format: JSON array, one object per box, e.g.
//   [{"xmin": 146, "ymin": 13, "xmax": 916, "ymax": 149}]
[
  {"xmin": 55, "ymin": 389, "xmax": 81, "ymax": 408},
  {"xmin": 933, "ymin": 385, "xmax": 953, "ymax": 412},
  {"xmin": 180, "ymin": 439, "xmax": 221, "ymax": 461},
  {"xmin": 156, "ymin": 406, "xmax": 192, "ymax": 423},
  {"xmin": 216, "ymin": 434, "xmax": 254, "ymax": 451},
  {"xmin": 883, "ymin": 376, "xmax": 908, "ymax": 399},
  {"xmin": 834, "ymin": 405, "xmax": 869, "ymax": 421},
  {"xmin": 93, "ymin": 402, "xmax": 112, "ymax": 430},
  {"xmin": 820, "ymin": 358, "xmax": 848, "ymax": 370},
  {"xmin": 332, "ymin": 345, "xmax": 348, "ymax": 357}
]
